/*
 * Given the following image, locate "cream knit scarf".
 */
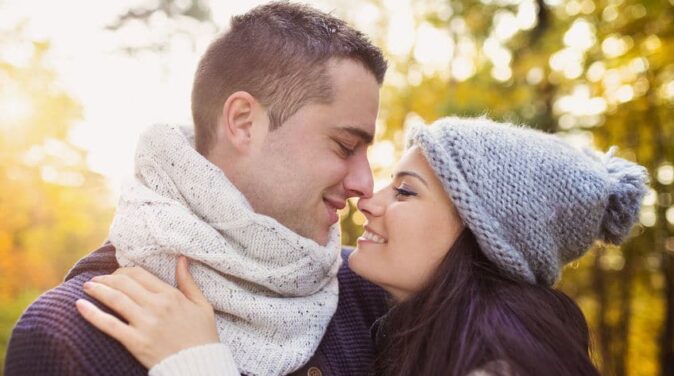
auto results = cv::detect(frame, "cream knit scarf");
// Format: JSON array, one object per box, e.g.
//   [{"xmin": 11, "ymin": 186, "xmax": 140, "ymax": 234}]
[{"xmin": 109, "ymin": 124, "xmax": 342, "ymax": 376}]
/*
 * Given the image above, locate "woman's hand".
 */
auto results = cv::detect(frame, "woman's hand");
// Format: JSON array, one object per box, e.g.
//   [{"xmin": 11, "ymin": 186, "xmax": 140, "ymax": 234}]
[{"xmin": 76, "ymin": 256, "xmax": 220, "ymax": 369}]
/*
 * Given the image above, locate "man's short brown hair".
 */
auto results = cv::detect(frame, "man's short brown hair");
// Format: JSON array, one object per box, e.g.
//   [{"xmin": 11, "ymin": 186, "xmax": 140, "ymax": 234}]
[{"xmin": 191, "ymin": 1, "xmax": 388, "ymax": 154}]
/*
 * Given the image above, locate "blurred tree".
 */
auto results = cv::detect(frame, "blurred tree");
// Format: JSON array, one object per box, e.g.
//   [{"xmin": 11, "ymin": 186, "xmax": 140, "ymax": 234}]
[
  {"xmin": 42, "ymin": 1, "xmax": 674, "ymax": 375},
  {"xmin": 0, "ymin": 25, "xmax": 113, "ymax": 367},
  {"xmin": 105, "ymin": 0, "xmax": 215, "ymax": 55}
]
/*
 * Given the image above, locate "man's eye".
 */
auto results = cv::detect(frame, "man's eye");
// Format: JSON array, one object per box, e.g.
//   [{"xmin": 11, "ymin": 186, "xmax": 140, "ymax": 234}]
[
  {"xmin": 338, "ymin": 143, "xmax": 356, "ymax": 156},
  {"xmin": 393, "ymin": 186, "xmax": 417, "ymax": 197}
]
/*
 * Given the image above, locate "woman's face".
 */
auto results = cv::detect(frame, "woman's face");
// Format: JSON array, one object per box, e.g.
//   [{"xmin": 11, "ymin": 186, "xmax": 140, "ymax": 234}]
[{"xmin": 348, "ymin": 146, "xmax": 464, "ymax": 301}]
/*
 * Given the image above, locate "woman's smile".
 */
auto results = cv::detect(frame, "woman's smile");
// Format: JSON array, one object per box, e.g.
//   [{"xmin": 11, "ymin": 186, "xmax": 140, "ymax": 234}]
[{"xmin": 358, "ymin": 226, "xmax": 388, "ymax": 244}]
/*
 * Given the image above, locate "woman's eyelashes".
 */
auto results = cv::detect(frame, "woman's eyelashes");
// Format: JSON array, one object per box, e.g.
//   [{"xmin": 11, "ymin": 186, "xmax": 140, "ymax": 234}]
[{"xmin": 393, "ymin": 185, "xmax": 417, "ymax": 198}]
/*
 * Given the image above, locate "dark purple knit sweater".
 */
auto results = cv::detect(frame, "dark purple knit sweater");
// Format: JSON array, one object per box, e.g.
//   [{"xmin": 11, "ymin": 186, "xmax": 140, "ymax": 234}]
[{"xmin": 4, "ymin": 244, "xmax": 388, "ymax": 376}]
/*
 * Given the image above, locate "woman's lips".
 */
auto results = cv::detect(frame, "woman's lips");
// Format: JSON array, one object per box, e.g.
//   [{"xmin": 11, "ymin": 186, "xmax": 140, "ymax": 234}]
[{"xmin": 358, "ymin": 226, "xmax": 387, "ymax": 244}]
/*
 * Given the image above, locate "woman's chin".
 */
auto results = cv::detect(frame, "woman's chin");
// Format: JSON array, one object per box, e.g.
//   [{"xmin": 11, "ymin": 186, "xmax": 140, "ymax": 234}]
[{"xmin": 347, "ymin": 248, "xmax": 369, "ymax": 277}]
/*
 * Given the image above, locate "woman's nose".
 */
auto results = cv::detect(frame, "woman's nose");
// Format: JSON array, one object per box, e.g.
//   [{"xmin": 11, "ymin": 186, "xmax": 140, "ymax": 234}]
[{"xmin": 356, "ymin": 187, "xmax": 387, "ymax": 218}]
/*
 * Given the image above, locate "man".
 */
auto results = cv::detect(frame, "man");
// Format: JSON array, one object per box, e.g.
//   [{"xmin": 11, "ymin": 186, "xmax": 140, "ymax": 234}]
[{"xmin": 4, "ymin": 3, "xmax": 389, "ymax": 375}]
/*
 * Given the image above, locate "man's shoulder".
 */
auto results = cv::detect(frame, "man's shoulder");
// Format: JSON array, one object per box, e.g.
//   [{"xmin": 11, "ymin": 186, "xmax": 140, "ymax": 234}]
[
  {"xmin": 63, "ymin": 242, "xmax": 119, "ymax": 280},
  {"xmin": 4, "ymin": 244, "xmax": 145, "ymax": 376}
]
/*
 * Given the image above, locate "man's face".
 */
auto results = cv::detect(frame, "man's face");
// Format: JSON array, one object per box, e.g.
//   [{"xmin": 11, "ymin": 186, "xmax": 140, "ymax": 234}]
[{"xmin": 245, "ymin": 58, "xmax": 380, "ymax": 245}]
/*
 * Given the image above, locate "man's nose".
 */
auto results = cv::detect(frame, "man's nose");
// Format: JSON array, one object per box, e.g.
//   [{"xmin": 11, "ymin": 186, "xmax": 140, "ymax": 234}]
[{"xmin": 343, "ymin": 153, "xmax": 374, "ymax": 199}]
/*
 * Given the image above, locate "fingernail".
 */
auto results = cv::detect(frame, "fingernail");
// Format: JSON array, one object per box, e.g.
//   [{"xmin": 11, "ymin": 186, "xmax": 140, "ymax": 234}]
[
  {"xmin": 83, "ymin": 281, "xmax": 95, "ymax": 290},
  {"xmin": 91, "ymin": 276, "xmax": 102, "ymax": 282},
  {"xmin": 76, "ymin": 299, "xmax": 94, "ymax": 311}
]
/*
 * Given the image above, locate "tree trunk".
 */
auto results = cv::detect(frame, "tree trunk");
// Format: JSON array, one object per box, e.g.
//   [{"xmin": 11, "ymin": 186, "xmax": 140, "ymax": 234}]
[
  {"xmin": 615, "ymin": 242, "xmax": 634, "ymax": 376},
  {"xmin": 593, "ymin": 246, "xmax": 614, "ymax": 375},
  {"xmin": 662, "ymin": 248, "xmax": 674, "ymax": 376}
]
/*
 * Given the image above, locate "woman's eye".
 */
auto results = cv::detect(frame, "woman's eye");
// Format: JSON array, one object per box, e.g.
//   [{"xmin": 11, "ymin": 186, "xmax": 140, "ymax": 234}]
[{"xmin": 393, "ymin": 186, "xmax": 417, "ymax": 198}]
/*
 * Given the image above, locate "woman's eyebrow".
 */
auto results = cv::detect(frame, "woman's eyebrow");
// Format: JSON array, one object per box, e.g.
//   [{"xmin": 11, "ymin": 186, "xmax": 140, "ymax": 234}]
[{"xmin": 393, "ymin": 171, "xmax": 429, "ymax": 187}]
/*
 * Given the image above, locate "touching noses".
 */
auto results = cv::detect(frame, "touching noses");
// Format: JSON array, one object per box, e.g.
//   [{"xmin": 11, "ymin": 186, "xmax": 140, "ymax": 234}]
[
  {"xmin": 357, "ymin": 186, "xmax": 386, "ymax": 219},
  {"xmin": 343, "ymin": 153, "xmax": 374, "ymax": 199}
]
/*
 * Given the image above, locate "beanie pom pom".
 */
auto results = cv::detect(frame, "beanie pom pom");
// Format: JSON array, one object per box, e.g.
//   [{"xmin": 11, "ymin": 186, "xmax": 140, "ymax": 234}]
[{"xmin": 598, "ymin": 148, "xmax": 649, "ymax": 244}]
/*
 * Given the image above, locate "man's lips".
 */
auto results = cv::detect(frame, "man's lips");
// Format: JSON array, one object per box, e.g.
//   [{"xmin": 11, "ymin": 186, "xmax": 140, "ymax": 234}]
[
  {"xmin": 323, "ymin": 197, "xmax": 346, "ymax": 210},
  {"xmin": 323, "ymin": 197, "xmax": 346, "ymax": 224}
]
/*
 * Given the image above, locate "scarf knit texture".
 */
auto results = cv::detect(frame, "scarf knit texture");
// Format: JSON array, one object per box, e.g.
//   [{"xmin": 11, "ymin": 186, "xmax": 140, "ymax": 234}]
[{"xmin": 109, "ymin": 124, "xmax": 342, "ymax": 376}]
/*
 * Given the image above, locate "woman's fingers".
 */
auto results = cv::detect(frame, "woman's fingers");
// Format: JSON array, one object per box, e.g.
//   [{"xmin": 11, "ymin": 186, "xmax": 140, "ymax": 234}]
[
  {"xmin": 76, "ymin": 262, "xmax": 220, "ymax": 369},
  {"xmin": 113, "ymin": 266, "xmax": 171, "ymax": 293},
  {"xmin": 82, "ymin": 280, "xmax": 145, "ymax": 325},
  {"xmin": 90, "ymin": 273, "xmax": 153, "ymax": 306},
  {"xmin": 176, "ymin": 256, "xmax": 210, "ymax": 306},
  {"xmin": 76, "ymin": 298, "xmax": 140, "ymax": 346}
]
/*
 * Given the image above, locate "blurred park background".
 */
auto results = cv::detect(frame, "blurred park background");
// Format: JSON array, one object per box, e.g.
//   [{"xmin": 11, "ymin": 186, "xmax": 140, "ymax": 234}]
[{"xmin": 1, "ymin": 0, "xmax": 672, "ymax": 374}]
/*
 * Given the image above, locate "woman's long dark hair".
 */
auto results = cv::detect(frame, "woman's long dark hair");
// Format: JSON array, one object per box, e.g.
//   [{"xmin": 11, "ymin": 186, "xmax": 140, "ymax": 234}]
[{"xmin": 373, "ymin": 229, "xmax": 600, "ymax": 376}]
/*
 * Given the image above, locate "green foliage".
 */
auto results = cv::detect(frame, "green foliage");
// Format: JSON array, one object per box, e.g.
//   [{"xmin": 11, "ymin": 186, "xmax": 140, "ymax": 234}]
[{"xmin": 0, "ymin": 291, "xmax": 41, "ymax": 373}]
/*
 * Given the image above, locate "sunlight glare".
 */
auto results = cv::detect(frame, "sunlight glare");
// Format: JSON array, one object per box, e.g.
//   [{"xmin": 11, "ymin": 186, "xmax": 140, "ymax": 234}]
[
  {"xmin": 563, "ymin": 19, "xmax": 595, "ymax": 51},
  {"xmin": 516, "ymin": 0, "xmax": 538, "ymax": 30},
  {"xmin": 43, "ymin": 139, "xmax": 82, "ymax": 166},
  {"xmin": 493, "ymin": 10, "xmax": 519, "ymax": 41},
  {"xmin": 413, "ymin": 22, "xmax": 454, "ymax": 71},
  {"xmin": 657, "ymin": 163, "xmax": 674, "ymax": 185},
  {"xmin": 667, "ymin": 207, "xmax": 674, "ymax": 226},
  {"xmin": 630, "ymin": 57, "xmax": 649, "ymax": 74},
  {"xmin": 602, "ymin": 6, "xmax": 619, "ymax": 22},
  {"xmin": 586, "ymin": 62, "xmax": 606, "ymax": 82},
  {"xmin": 0, "ymin": 40, "xmax": 35, "ymax": 68},
  {"xmin": 452, "ymin": 56, "xmax": 476, "ymax": 81},
  {"xmin": 640, "ymin": 207, "xmax": 656, "ymax": 227},
  {"xmin": 602, "ymin": 69, "xmax": 621, "ymax": 91},
  {"xmin": 642, "ymin": 188, "xmax": 657, "ymax": 206},
  {"xmin": 385, "ymin": 0, "xmax": 415, "ymax": 57},
  {"xmin": 549, "ymin": 48, "xmax": 584, "ymax": 79},
  {"xmin": 660, "ymin": 80, "xmax": 674, "ymax": 101},
  {"xmin": 0, "ymin": 89, "xmax": 33, "ymax": 127},
  {"xmin": 555, "ymin": 85, "xmax": 607, "ymax": 117},
  {"xmin": 642, "ymin": 34, "xmax": 662, "ymax": 53},
  {"xmin": 451, "ymin": 36, "xmax": 477, "ymax": 81},
  {"xmin": 616, "ymin": 85, "xmax": 634, "ymax": 103},
  {"xmin": 492, "ymin": 65, "xmax": 512, "ymax": 82},
  {"xmin": 602, "ymin": 35, "xmax": 632, "ymax": 58},
  {"xmin": 484, "ymin": 37, "xmax": 512, "ymax": 67},
  {"xmin": 369, "ymin": 140, "xmax": 396, "ymax": 169},
  {"xmin": 558, "ymin": 130, "xmax": 594, "ymax": 151},
  {"xmin": 526, "ymin": 67, "xmax": 544, "ymax": 85}
]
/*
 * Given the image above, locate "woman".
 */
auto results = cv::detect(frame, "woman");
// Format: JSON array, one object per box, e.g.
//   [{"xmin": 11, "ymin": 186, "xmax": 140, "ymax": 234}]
[{"xmin": 78, "ymin": 117, "xmax": 647, "ymax": 375}]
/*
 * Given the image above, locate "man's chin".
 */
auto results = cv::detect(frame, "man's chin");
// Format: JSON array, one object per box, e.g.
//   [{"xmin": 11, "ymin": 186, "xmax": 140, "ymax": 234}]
[
  {"xmin": 287, "ymin": 223, "xmax": 331, "ymax": 246},
  {"xmin": 309, "ymin": 230, "xmax": 331, "ymax": 247},
  {"xmin": 306, "ymin": 226, "xmax": 333, "ymax": 247}
]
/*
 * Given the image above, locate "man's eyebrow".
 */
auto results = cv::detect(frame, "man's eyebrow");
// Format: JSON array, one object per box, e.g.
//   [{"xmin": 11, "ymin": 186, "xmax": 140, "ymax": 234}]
[
  {"xmin": 335, "ymin": 126, "xmax": 374, "ymax": 145},
  {"xmin": 394, "ymin": 171, "xmax": 429, "ymax": 187}
]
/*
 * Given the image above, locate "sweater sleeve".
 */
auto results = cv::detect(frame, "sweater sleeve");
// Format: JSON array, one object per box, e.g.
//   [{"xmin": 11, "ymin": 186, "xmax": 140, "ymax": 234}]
[
  {"xmin": 4, "ymin": 322, "xmax": 80, "ymax": 375},
  {"xmin": 149, "ymin": 343, "xmax": 240, "ymax": 376}
]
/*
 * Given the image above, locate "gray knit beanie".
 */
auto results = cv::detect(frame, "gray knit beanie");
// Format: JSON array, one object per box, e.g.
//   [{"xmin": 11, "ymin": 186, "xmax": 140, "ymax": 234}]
[{"xmin": 406, "ymin": 117, "xmax": 649, "ymax": 286}]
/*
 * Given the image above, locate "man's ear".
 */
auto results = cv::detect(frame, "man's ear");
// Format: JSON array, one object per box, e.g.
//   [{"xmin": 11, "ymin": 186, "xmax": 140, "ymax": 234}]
[{"xmin": 218, "ymin": 91, "xmax": 267, "ymax": 153}]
